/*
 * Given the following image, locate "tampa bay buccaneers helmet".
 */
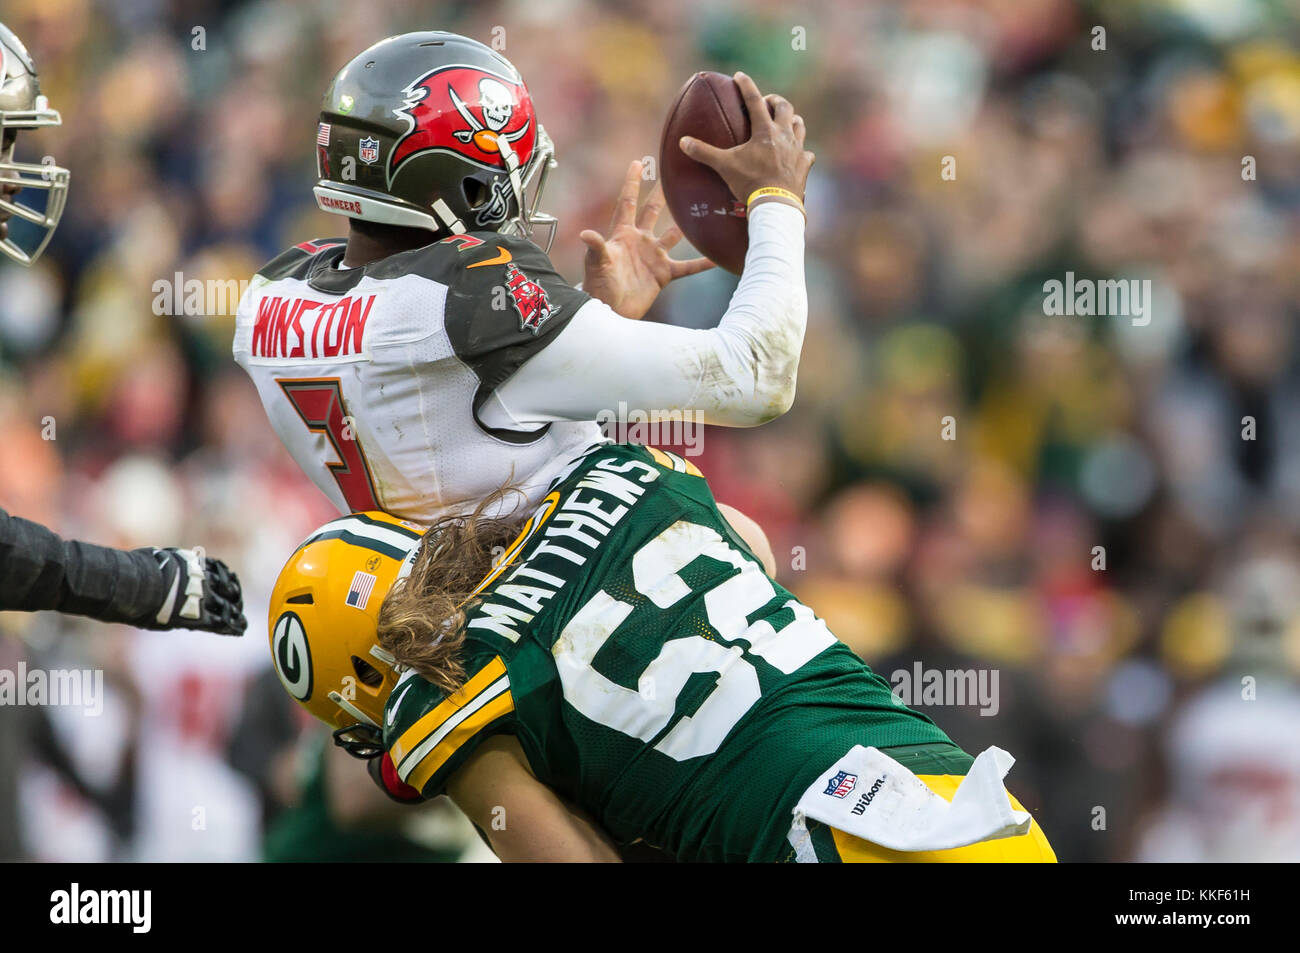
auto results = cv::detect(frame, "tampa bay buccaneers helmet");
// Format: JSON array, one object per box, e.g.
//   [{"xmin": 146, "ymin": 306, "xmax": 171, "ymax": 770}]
[
  {"xmin": 269, "ymin": 512, "xmax": 424, "ymax": 755},
  {"xmin": 0, "ymin": 22, "xmax": 70, "ymax": 265},
  {"xmin": 313, "ymin": 31, "xmax": 557, "ymax": 250}
]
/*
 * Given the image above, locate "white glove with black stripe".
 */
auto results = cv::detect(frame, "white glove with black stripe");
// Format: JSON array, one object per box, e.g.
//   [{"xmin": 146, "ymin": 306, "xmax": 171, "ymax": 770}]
[{"xmin": 147, "ymin": 547, "xmax": 247, "ymax": 636}]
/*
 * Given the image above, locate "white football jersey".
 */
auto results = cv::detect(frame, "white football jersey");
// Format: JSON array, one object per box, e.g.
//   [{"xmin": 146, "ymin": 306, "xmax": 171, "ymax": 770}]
[{"xmin": 233, "ymin": 234, "xmax": 603, "ymax": 524}]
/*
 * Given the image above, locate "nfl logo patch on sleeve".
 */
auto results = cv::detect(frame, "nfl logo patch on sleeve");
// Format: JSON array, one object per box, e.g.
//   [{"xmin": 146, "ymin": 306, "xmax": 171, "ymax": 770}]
[{"xmin": 346, "ymin": 571, "xmax": 377, "ymax": 610}]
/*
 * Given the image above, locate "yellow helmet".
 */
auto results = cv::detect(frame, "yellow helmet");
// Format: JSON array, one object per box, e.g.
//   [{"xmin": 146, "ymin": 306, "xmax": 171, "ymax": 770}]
[{"xmin": 268, "ymin": 512, "xmax": 424, "ymax": 751}]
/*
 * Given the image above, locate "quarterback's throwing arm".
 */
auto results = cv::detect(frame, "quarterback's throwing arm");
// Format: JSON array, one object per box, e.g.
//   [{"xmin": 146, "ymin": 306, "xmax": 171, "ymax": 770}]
[{"xmin": 233, "ymin": 31, "xmax": 811, "ymax": 524}]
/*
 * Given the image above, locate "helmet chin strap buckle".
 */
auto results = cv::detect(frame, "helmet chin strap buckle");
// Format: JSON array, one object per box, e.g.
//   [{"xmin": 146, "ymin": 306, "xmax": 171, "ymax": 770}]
[
  {"xmin": 369, "ymin": 645, "xmax": 398, "ymax": 667},
  {"xmin": 431, "ymin": 197, "xmax": 466, "ymax": 235},
  {"xmin": 497, "ymin": 136, "xmax": 527, "ymax": 218}
]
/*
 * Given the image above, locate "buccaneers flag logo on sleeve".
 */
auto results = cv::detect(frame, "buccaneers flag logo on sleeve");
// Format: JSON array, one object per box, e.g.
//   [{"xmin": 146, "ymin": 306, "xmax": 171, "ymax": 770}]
[
  {"xmin": 389, "ymin": 65, "xmax": 537, "ymax": 182},
  {"xmin": 504, "ymin": 262, "xmax": 556, "ymax": 333}
]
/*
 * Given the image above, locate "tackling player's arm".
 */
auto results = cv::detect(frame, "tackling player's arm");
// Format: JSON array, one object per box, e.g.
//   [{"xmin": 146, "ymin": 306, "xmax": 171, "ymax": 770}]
[
  {"xmin": 447, "ymin": 735, "xmax": 621, "ymax": 862},
  {"xmin": 379, "ymin": 656, "xmax": 621, "ymax": 861},
  {"xmin": 717, "ymin": 502, "xmax": 776, "ymax": 576}
]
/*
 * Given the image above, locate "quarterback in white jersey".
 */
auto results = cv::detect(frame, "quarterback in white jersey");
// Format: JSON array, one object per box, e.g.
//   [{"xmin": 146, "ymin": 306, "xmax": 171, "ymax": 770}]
[{"xmin": 233, "ymin": 31, "xmax": 814, "ymax": 524}]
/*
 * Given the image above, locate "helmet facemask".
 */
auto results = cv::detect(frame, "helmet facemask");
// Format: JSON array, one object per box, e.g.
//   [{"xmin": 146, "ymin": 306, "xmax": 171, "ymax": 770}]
[
  {"xmin": 329, "ymin": 646, "xmax": 402, "ymax": 760},
  {"xmin": 0, "ymin": 94, "xmax": 69, "ymax": 266},
  {"xmin": 325, "ymin": 641, "xmax": 403, "ymax": 738},
  {"xmin": 496, "ymin": 124, "xmax": 558, "ymax": 253}
]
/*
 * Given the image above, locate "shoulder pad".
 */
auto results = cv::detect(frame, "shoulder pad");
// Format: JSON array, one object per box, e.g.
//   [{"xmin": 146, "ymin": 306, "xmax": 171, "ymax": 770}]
[
  {"xmin": 439, "ymin": 233, "xmax": 591, "ymax": 413},
  {"xmin": 383, "ymin": 654, "xmax": 516, "ymax": 798},
  {"xmin": 256, "ymin": 238, "xmax": 347, "ymax": 281}
]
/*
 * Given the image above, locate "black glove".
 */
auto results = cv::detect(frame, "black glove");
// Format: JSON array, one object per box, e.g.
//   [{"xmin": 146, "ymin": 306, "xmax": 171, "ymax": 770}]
[{"xmin": 146, "ymin": 547, "xmax": 247, "ymax": 636}]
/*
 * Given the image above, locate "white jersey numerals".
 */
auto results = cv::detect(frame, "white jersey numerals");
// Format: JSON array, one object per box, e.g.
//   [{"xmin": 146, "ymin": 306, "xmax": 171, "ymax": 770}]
[{"xmin": 551, "ymin": 519, "xmax": 835, "ymax": 761}]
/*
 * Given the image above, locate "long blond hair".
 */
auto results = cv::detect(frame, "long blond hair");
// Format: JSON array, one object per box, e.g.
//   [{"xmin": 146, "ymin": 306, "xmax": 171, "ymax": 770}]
[{"xmin": 377, "ymin": 490, "xmax": 527, "ymax": 694}]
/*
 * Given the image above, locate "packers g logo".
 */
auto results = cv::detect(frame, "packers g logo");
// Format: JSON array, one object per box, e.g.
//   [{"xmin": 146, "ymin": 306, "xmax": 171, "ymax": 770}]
[{"xmin": 272, "ymin": 611, "xmax": 313, "ymax": 701}]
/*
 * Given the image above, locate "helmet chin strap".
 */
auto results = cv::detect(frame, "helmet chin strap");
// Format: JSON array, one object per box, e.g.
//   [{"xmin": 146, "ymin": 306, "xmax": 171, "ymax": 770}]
[
  {"xmin": 497, "ymin": 135, "xmax": 527, "ymax": 220},
  {"xmin": 415, "ymin": 137, "xmax": 522, "ymax": 242},
  {"xmin": 329, "ymin": 692, "xmax": 380, "ymax": 728},
  {"xmin": 430, "ymin": 197, "xmax": 466, "ymax": 235},
  {"xmin": 369, "ymin": 644, "xmax": 399, "ymax": 667},
  {"xmin": 415, "ymin": 135, "xmax": 525, "ymax": 242}
]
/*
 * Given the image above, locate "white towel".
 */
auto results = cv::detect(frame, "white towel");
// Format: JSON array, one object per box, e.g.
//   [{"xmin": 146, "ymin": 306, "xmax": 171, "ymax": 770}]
[{"xmin": 792, "ymin": 745, "xmax": 1032, "ymax": 852}]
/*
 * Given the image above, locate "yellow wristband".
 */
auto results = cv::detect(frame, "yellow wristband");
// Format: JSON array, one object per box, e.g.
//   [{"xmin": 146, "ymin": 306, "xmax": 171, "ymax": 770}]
[{"xmin": 746, "ymin": 186, "xmax": 805, "ymax": 216}]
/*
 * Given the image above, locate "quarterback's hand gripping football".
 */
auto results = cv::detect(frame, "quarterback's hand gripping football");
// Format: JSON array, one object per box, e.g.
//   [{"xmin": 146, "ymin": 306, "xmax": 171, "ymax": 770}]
[
  {"xmin": 580, "ymin": 159, "xmax": 714, "ymax": 320},
  {"xmin": 678, "ymin": 72, "xmax": 814, "ymax": 215},
  {"xmin": 146, "ymin": 547, "xmax": 247, "ymax": 636}
]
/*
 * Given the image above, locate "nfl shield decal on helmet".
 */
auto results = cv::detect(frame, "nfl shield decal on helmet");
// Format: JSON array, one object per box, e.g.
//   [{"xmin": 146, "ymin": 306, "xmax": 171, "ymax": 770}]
[
  {"xmin": 504, "ymin": 262, "xmax": 556, "ymax": 333},
  {"xmin": 824, "ymin": 771, "xmax": 858, "ymax": 798},
  {"xmin": 359, "ymin": 136, "xmax": 379, "ymax": 164}
]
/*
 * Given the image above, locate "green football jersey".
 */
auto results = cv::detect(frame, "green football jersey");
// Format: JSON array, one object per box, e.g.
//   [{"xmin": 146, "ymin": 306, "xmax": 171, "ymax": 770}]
[{"xmin": 383, "ymin": 443, "xmax": 953, "ymax": 862}]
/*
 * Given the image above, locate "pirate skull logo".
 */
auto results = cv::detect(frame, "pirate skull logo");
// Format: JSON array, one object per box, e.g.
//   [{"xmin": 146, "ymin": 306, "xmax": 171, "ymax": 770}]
[{"xmin": 478, "ymin": 78, "xmax": 513, "ymax": 131}]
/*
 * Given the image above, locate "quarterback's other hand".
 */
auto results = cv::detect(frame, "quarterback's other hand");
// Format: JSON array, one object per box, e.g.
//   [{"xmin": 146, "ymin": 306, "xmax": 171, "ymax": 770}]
[
  {"xmin": 581, "ymin": 159, "xmax": 714, "ymax": 320},
  {"xmin": 145, "ymin": 547, "xmax": 247, "ymax": 636},
  {"xmin": 678, "ymin": 72, "xmax": 814, "ymax": 212}
]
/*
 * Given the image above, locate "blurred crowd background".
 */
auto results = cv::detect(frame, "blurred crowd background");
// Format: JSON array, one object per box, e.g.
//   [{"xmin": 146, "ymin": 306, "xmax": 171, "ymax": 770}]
[{"xmin": 2, "ymin": 0, "xmax": 1299, "ymax": 862}]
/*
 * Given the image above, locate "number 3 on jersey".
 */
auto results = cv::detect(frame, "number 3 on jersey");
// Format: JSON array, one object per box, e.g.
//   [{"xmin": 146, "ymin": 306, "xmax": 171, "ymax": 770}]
[{"xmin": 277, "ymin": 377, "xmax": 381, "ymax": 511}]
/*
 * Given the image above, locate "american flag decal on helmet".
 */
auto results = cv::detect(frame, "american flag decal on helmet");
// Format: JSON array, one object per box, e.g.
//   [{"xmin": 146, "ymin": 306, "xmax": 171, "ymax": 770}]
[
  {"xmin": 317, "ymin": 123, "xmax": 331, "ymax": 146},
  {"xmin": 346, "ymin": 570, "xmax": 377, "ymax": 610}
]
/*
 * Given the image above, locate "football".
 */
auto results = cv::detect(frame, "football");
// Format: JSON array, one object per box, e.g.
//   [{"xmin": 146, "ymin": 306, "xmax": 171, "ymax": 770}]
[{"xmin": 659, "ymin": 71, "xmax": 753, "ymax": 275}]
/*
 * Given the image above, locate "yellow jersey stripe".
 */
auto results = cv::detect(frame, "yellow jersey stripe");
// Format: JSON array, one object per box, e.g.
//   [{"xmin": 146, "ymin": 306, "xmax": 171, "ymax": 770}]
[
  {"xmin": 391, "ymin": 656, "xmax": 507, "ymax": 765},
  {"xmin": 394, "ymin": 670, "xmax": 510, "ymax": 779},
  {"xmin": 646, "ymin": 446, "xmax": 702, "ymax": 477},
  {"xmin": 405, "ymin": 689, "xmax": 516, "ymax": 792},
  {"xmin": 396, "ymin": 672, "xmax": 509, "ymax": 778}
]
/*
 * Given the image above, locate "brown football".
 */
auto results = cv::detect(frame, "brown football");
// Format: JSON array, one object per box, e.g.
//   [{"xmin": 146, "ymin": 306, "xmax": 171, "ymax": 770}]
[{"xmin": 660, "ymin": 71, "xmax": 752, "ymax": 275}]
